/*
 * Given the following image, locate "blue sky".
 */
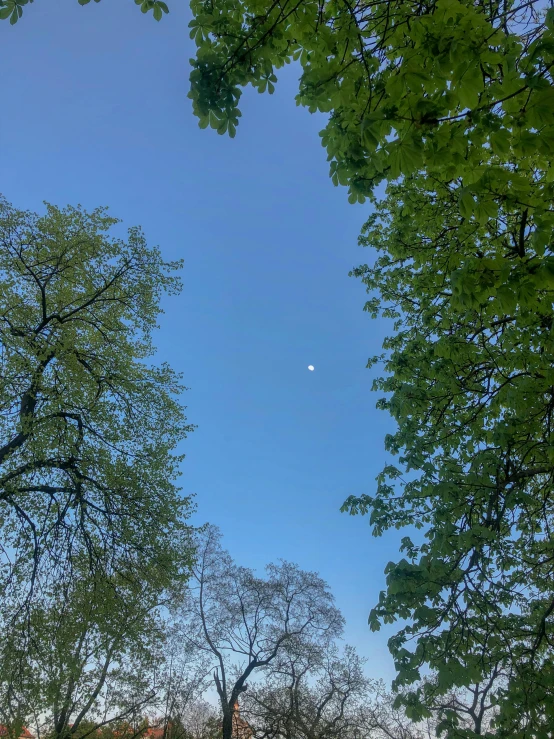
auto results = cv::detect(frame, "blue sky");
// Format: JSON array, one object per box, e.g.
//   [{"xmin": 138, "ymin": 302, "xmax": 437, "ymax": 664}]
[{"xmin": 2, "ymin": 0, "xmax": 404, "ymax": 681}]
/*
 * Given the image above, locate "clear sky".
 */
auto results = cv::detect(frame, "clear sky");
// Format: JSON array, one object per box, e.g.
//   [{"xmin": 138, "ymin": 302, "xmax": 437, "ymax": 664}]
[{"xmin": 2, "ymin": 0, "xmax": 405, "ymax": 682}]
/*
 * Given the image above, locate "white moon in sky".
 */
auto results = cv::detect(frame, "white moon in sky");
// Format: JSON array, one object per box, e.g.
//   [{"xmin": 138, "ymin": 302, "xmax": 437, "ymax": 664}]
[{"xmin": 308, "ymin": 365, "xmax": 315, "ymax": 371}]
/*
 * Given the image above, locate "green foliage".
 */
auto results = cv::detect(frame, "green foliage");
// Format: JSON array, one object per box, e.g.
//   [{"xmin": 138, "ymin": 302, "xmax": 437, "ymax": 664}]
[
  {"xmin": 187, "ymin": 0, "xmax": 553, "ymax": 204},
  {"xmin": 0, "ymin": 195, "xmax": 194, "ymax": 612},
  {"xmin": 0, "ymin": 0, "xmax": 169, "ymax": 25},
  {"xmin": 342, "ymin": 176, "xmax": 554, "ymax": 737}
]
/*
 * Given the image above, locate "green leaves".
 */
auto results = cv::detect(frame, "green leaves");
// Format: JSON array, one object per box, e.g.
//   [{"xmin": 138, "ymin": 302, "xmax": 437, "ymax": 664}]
[
  {"xmin": 388, "ymin": 137, "xmax": 424, "ymax": 179},
  {"xmin": 0, "ymin": 0, "xmax": 168, "ymax": 23},
  {"xmin": 458, "ymin": 189, "xmax": 475, "ymax": 219},
  {"xmin": 0, "ymin": 560, "xmax": 176, "ymax": 739},
  {"xmin": 454, "ymin": 61, "xmax": 483, "ymax": 109},
  {"xmin": 187, "ymin": 0, "xmax": 553, "ymax": 201},
  {"xmin": 134, "ymin": 0, "xmax": 169, "ymax": 20},
  {"xmin": 490, "ymin": 128, "xmax": 511, "ymax": 156},
  {"xmin": 348, "ymin": 176, "xmax": 554, "ymax": 736},
  {"xmin": 0, "ymin": 0, "xmax": 27, "ymax": 24}
]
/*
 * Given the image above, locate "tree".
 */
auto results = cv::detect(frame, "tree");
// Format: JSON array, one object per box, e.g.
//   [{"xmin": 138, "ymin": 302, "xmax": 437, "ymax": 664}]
[
  {"xmin": 180, "ymin": 526, "xmax": 344, "ymax": 739},
  {"xmin": 340, "ymin": 175, "xmax": 554, "ymax": 736},
  {"xmin": 241, "ymin": 645, "xmax": 459, "ymax": 739},
  {"xmin": 0, "ymin": 195, "xmax": 194, "ymax": 618},
  {"xmin": 93, "ymin": 715, "xmax": 151, "ymax": 739},
  {"xmin": 0, "ymin": 0, "xmax": 169, "ymax": 26},
  {"xmin": 156, "ymin": 628, "xmax": 213, "ymax": 739}
]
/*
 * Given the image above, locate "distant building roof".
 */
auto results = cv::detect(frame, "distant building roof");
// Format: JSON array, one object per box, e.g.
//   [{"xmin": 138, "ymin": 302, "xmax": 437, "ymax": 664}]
[
  {"xmin": 0, "ymin": 727, "xmax": 35, "ymax": 739},
  {"xmin": 144, "ymin": 728, "xmax": 165, "ymax": 739},
  {"xmin": 232, "ymin": 703, "xmax": 252, "ymax": 739}
]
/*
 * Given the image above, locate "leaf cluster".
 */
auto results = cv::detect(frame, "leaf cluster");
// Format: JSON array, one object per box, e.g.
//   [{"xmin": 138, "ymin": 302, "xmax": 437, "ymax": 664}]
[{"xmin": 0, "ymin": 0, "xmax": 169, "ymax": 25}]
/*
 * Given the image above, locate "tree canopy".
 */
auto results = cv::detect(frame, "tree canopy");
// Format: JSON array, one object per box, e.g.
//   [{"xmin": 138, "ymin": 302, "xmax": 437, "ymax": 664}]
[
  {"xmin": 0, "ymin": 196, "xmax": 194, "ymax": 617},
  {"xmin": 187, "ymin": 0, "xmax": 554, "ymax": 197},
  {"xmin": 341, "ymin": 176, "xmax": 554, "ymax": 736}
]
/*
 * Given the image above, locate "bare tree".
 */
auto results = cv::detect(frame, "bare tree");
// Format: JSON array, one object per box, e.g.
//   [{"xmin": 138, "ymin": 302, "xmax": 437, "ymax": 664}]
[
  {"xmin": 179, "ymin": 700, "xmax": 219, "ymax": 739},
  {"xmin": 354, "ymin": 681, "xmax": 430, "ymax": 739},
  {"xmin": 241, "ymin": 643, "xmax": 368, "ymax": 739},
  {"xmin": 357, "ymin": 671, "xmax": 505, "ymax": 739},
  {"xmin": 154, "ymin": 631, "xmax": 213, "ymax": 739},
  {"xmin": 181, "ymin": 526, "xmax": 344, "ymax": 739},
  {"xmin": 240, "ymin": 644, "xmax": 444, "ymax": 739},
  {"xmin": 409, "ymin": 670, "xmax": 504, "ymax": 737}
]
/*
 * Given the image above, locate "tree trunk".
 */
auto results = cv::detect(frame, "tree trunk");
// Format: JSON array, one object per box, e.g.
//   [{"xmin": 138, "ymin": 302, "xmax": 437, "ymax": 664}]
[{"xmin": 221, "ymin": 711, "xmax": 233, "ymax": 739}]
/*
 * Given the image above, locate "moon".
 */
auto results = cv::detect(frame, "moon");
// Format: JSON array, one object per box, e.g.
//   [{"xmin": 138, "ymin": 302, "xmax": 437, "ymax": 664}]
[{"xmin": 308, "ymin": 365, "xmax": 315, "ymax": 371}]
